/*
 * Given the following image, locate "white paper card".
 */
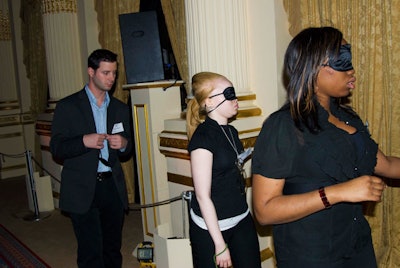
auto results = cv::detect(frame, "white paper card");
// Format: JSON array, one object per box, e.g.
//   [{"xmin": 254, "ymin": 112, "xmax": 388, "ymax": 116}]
[{"xmin": 112, "ymin": 122, "xmax": 124, "ymax": 134}]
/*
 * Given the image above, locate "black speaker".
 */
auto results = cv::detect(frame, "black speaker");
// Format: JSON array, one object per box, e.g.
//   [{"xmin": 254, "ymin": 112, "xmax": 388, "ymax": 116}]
[{"xmin": 119, "ymin": 11, "xmax": 165, "ymax": 84}]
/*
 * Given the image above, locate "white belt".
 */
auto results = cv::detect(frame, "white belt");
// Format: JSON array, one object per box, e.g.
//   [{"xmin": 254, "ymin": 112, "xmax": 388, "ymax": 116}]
[{"xmin": 190, "ymin": 208, "xmax": 249, "ymax": 231}]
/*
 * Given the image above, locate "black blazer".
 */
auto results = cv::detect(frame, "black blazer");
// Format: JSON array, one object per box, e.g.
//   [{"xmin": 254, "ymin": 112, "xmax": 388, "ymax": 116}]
[{"xmin": 50, "ymin": 88, "xmax": 132, "ymax": 214}]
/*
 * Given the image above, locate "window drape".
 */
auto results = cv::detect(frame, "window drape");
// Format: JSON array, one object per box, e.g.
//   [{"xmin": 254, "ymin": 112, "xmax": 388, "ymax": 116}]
[
  {"xmin": 283, "ymin": 1, "xmax": 400, "ymax": 267},
  {"xmin": 20, "ymin": 0, "xmax": 48, "ymax": 174},
  {"xmin": 160, "ymin": 0, "xmax": 189, "ymax": 94},
  {"xmin": 20, "ymin": 0, "xmax": 48, "ymax": 116}
]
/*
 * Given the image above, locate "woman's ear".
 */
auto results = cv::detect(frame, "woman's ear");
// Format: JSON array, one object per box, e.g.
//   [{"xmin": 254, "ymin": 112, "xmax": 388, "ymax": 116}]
[
  {"xmin": 314, "ymin": 85, "xmax": 319, "ymax": 94},
  {"xmin": 204, "ymin": 96, "xmax": 213, "ymax": 107}
]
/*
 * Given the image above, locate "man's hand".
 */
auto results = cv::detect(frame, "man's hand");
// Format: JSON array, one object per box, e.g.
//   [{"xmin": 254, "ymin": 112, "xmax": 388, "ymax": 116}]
[
  {"xmin": 106, "ymin": 134, "xmax": 128, "ymax": 150},
  {"xmin": 83, "ymin": 133, "xmax": 107, "ymax": 149}
]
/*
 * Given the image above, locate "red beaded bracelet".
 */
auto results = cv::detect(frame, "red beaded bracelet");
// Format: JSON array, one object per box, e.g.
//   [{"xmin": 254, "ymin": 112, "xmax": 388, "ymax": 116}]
[{"xmin": 318, "ymin": 187, "xmax": 331, "ymax": 209}]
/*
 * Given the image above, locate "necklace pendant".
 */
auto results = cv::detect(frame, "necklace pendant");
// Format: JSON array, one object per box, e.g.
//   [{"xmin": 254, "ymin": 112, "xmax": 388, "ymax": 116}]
[
  {"xmin": 235, "ymin": 161, "xmax": 246, "ymax": 195},
  {"xmin": 235, "ymin": 159, "xmax": 244, "ymax": 172}
]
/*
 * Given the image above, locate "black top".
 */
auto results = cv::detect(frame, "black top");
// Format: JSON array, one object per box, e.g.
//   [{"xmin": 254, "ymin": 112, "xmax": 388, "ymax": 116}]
[
  {"xmin": 252, "ymin": 101, "xmax": 378, "ymax": 263},
  {"xmin": 188, "ymin": 117, "xmax": 248, "ymax": 220}
]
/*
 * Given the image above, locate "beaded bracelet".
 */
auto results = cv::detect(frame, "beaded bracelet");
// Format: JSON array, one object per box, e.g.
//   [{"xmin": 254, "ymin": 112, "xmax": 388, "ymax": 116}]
[{"xmin": 318, "ymin": 187, "xmax": 332, "ymax": 209}]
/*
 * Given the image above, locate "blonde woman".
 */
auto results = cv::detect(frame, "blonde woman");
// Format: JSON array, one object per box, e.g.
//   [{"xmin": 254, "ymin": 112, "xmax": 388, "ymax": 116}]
[{"xmin": 187, "ymin": 72, "xmax": 261, "ymax": 268}]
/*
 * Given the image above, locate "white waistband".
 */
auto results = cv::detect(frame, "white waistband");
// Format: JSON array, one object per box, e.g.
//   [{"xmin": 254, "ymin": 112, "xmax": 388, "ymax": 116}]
[{"xmin": 190, "ymin": 208, "xmax": 249, "ymax": 231}]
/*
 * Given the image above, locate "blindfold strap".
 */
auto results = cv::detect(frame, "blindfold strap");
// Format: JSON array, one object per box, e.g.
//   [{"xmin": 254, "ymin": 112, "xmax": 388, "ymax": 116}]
[{"xmin": 207, "ymin": 99, "xmax": 227, "ymax": 114}]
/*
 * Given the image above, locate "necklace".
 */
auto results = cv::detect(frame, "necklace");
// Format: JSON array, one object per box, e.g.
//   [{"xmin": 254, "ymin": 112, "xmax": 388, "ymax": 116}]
[
  {"xmin": 220, "ymin": 125, "xmax": 246, "ymax": 194},
  {"xmin": 220, "ymin": 125, "xmax": 245, "ymax": 172},
  {"xmin": 219, "ymin": 125, "xmax": 252, "ymax": 167},
  {"xmin": 220, "ymin": 125, "xmax": 239, "ymax": 157}
]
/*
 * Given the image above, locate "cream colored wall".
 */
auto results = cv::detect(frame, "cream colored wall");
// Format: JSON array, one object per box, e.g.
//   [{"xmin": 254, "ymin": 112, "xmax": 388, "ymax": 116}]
[
  {"xmin": 273, "ymin": 0, "xmax": 292, "ymax": 106},
  {"xmin": 77, "ymin": 0, "xmax": 100, "ymax": 84},
  {"xmin": 248, "ymin": 0, "xmax": 291, "ymax": 118}
]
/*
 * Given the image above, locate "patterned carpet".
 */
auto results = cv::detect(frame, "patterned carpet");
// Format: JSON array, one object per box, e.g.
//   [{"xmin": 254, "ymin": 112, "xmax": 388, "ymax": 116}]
[{"xmin": 0, "ymin": 224, "xmax": 51, "ymax": 268}]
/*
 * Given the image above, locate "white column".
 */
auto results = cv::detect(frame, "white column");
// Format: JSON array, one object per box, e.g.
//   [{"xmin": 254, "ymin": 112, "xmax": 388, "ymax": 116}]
[
  {"xmin": 185, "ymin": 0, "xmax": 249, "ymax": 92},
  {"xmin": 41, "ymin": 0, "xmax": 83, "ymax": 104},
  {"xmin": 37, "ymin": 0, "xmax": 84, "ymax": 207}
]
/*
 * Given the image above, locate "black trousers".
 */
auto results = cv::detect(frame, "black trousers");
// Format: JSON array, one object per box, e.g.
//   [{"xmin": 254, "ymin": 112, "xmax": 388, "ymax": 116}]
[
  {"xmin": 277, "ymin": 237, "xmax": 377, "ymax": 268},
  {"xmin": 69, "ymin": 177, "xmax": 125, "ymax": 268},
  {"xmin": 189, "ymin": 213, "xmax": 261, "ymax": 268}
]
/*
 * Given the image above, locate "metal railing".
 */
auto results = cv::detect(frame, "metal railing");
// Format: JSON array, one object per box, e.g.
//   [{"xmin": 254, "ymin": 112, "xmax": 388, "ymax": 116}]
[{"xmin": 1, "ymin": 150, "xmax": 192, "ymax": 235}]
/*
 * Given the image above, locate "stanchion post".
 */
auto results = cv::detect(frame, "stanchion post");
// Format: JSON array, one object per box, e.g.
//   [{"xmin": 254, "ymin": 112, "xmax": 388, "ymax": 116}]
[
  {"xmin": 25, "ymin": 150, "xmax": 40, "ymax": 221},
  {"xmin": 23, "ymin": 150, "xmax": 51, "ymax": 221},
  {"xmin": 182, "ymin": 191, "xmax": 193, "ymax": 239}
]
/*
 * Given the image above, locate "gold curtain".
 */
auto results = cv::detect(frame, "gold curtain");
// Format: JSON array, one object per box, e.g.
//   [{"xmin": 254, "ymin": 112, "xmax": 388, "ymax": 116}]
[
  {"xmin": 20, "ymin": 0, "xmax": 48, "ymax": 116},
  {"xmin": 283, "ymin": 1, "xmax": 400, "ymax": 267},
  {"xmin": 94, "ymin": 0, "xmax": 140, "ymax": 203},
  {"xmin": 160, "ymin": 0, "xmax": 189, "ymax": 92},
  {"xmin": 20, "ymin": 0, "xmax": 48, "ymax": 168}
]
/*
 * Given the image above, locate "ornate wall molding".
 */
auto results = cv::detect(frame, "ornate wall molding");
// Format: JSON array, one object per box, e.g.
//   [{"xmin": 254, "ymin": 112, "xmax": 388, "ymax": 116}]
[
  {"xmin": 0, "ymin": 8, "xmax": 10, "ymax": 41},
  {"xmin": 0, "ymin": 113, "xmax": 34, "ymax": 127},
  {"xmin": 41, "ymin": 0, "xmax": 77, "ymax": 14}
]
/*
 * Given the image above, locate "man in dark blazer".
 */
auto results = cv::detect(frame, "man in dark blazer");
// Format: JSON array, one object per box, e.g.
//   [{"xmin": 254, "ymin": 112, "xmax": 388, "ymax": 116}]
[{"xmin": 50, "ymin": 49, "xmax": 132, "ymax": 268}]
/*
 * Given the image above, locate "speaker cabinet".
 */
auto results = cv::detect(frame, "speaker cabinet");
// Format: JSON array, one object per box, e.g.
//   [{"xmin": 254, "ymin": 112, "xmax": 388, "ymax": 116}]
[{"xmin": 119, "ymin": 11, "xmax": 165, "ymax": 84}]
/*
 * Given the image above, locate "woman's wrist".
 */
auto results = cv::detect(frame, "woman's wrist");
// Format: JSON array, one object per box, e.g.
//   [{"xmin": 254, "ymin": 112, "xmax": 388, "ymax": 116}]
[
  {"xmin": 318, "ymin": 187, "xmax": 332, "ymax": 209},
  {"xmin": 213, "ymin": 243, "xmax": 229, "ymax": 266},
  {"xmin": 215, "ymin": 243, "xmax": 228, "ymax": 256}
]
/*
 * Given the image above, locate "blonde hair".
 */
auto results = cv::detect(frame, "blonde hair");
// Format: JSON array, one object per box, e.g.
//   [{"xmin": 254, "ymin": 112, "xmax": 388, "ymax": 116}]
[{"xmin": 186, "ymin": 72, "xmax": 228, "ymax": 140}]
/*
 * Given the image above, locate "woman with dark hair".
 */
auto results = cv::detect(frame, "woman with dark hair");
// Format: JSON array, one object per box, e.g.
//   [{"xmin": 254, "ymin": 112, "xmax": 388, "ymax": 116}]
[
  {"xmin": 252, "ymin": 26, "xmax": 400, "ymax": 267},
  {"xmin": 187, "ymin": 72, "xmax": 261, "ymax": 268}
]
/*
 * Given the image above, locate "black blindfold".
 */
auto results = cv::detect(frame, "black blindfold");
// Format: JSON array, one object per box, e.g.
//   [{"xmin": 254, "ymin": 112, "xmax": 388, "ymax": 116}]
[
  {"xmin": 209, "ymin": 87, "xmax": 237, "ymax": 100},
  {"xmin": 326, "ymin": 44, "xmax": 354, "ymax": 72}
]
